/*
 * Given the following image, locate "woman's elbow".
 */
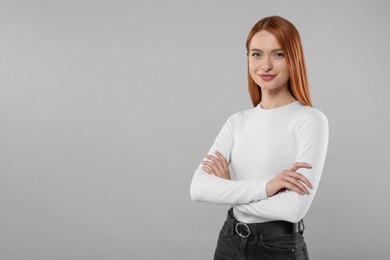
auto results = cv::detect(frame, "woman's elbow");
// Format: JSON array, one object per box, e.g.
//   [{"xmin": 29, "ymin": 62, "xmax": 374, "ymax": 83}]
[
  {"xmin": 190, "ymin": 177, "xmax": 202, "ymax": 202},
  {"xmin": 285, "ymin": 207, "xmax": 309, "ymax": 223},
  {"xmin": 190, "ymin": 184, "xmax": 198, "ymax": 201},
  {"xmin": 286, "ymin": 214, "xmax": 305, "ymax": 224}
]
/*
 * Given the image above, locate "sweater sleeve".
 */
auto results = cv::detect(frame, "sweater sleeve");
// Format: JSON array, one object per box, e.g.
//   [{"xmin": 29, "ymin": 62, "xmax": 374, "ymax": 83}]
[
  {"xmin": 234, "ymin": 109, "xmax": 329, "ymax": 223},
  {"xmin": 190, "ymin": 113, "xmax": 268, "ymax": 204}
]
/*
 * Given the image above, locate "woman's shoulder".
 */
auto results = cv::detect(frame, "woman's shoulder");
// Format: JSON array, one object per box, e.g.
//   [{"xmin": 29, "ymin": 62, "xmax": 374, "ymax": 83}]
[
  {"xmin": 225, "ymin": 106, "xmax": 255, "ymax": 123},
  {"xmin": 293, "ymin": 102, "xmax": 329, "ymax": 130}
]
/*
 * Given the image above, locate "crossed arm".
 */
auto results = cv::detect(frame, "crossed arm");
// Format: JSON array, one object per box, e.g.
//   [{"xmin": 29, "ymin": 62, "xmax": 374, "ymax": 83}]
[
  {"xmin": 190, "ymin": 113, "xmax": 269, "ymax": 204},
  {"xmin": 190, "ymin": 110, "xmax": 329, "ymax": 222}
]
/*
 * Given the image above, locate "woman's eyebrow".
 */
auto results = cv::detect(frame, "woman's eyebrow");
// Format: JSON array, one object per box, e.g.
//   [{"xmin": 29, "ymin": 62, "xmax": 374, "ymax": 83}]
[{"xmin": 250, "ymin": 48, "xmax": 283, "ymax": 52}]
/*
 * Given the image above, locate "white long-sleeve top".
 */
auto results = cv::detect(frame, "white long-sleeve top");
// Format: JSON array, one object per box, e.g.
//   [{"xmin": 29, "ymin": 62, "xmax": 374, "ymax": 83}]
[{"xmin": 190, "ymin": 100, "xmax": 329, "ymax": 223}]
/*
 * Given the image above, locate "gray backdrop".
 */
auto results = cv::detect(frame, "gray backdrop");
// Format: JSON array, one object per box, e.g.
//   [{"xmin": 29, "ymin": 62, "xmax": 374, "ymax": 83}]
[{"xmin": 1, "ymin": 0, "xmax": 389, "ymax": 259}]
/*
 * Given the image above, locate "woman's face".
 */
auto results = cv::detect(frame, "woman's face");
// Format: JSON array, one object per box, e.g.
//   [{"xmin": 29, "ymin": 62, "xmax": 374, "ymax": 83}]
[{"xmin": 248, "ymin": 30, "xmax": 290, "ymax": 92}]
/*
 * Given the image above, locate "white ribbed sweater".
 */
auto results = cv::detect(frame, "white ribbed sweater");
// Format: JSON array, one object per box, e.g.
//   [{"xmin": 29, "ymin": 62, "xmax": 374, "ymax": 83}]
[{"xmin": 190, "ymin": 100, "xmax": 329, "ymax": 223}]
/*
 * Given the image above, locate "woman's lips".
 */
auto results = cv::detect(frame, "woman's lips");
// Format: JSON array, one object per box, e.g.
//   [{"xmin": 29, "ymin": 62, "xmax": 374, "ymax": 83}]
[{"xmin": 259, "ymin": 74, "xmax": 276, "ymax": 81}]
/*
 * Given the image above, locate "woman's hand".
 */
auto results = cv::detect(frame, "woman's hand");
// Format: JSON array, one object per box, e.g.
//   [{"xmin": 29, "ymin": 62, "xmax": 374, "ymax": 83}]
[
  {"xmin": 266, "ymin": 162, "xmax": 313, "ymax": 197},
  {"xmin": 201, "ymin": 151, "xmax": 231, "ymax": 180}
]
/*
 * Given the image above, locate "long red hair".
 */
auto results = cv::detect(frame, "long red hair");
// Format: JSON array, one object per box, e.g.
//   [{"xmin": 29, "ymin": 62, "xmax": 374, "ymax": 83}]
[{"xmin": 246, "ymin": 16, "xmax": 312, "ymax": 107}]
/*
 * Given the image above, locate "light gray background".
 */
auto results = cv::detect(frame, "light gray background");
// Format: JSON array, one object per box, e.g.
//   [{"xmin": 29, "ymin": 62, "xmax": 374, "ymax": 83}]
[{"xmin": 1, "ymin": 0, "xmax": 389, "ymax": 259}]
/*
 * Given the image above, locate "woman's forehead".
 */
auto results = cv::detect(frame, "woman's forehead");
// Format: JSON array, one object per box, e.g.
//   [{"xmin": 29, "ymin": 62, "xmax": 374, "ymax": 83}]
[{"xmin": 249, "ymin": 30, "xmax": 281, "ymax": 50}]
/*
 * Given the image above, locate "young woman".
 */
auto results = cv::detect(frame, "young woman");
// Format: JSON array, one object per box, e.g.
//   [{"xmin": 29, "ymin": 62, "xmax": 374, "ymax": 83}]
[{"xmin": 190, "ymin": 16, "xmax": 329, "ymax": 259}]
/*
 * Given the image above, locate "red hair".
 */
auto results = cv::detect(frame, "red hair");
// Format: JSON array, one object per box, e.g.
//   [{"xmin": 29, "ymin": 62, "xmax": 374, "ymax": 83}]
[{"xmin": 246, "ymin": 16, "xmax": 312, "ymax": 107}]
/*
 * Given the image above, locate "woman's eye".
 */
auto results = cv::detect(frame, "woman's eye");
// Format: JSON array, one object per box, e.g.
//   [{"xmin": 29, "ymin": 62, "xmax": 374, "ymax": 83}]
[
  {"xmin": 274, "ymin": 52, "xmax": 284, "ymax": 58},
  {"xmin": 251, "ymin": 52, "xmax": 261, "ymax": 57}
]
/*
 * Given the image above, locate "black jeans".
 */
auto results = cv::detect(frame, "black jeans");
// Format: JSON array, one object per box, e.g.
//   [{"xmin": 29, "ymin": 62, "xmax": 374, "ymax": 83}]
[{"xmin": 213, "ymin": 208, "xmax": 310, "ymax": 260}]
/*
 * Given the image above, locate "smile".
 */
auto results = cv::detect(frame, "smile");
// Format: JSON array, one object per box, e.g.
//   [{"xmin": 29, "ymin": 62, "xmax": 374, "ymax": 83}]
[{"xmin": 259, "ymin": 74, "xmax": 276, "ymax": 81}]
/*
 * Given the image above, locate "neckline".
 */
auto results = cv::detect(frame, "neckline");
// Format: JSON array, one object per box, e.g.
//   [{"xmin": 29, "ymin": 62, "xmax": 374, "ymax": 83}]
[{"xmin": 256, "ymin": 100, "xmax": 300, "ymax": 112}]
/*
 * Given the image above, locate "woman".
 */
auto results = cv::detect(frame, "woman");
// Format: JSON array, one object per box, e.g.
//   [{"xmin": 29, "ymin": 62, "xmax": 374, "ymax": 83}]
[{"xmin": 190, "ymin": 15, "xmax": 329, "ymax": 259}]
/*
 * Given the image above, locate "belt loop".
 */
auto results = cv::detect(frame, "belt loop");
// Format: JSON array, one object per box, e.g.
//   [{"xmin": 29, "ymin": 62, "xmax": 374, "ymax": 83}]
[{"xmin": 298, "ymin": 219, "xmax": 305, "ymax": 234}]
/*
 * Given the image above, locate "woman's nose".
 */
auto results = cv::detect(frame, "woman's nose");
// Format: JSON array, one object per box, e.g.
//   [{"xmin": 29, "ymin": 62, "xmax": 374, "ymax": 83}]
[{"xmin": 261, "ymin": 57, "xmax": 272, "ymax": 71}]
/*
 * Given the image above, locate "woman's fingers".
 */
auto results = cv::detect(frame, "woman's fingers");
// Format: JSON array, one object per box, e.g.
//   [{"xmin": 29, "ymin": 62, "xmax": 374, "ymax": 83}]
[
  {"xmin": 283, "ymin": 175, "xmax": 310, "ymax": 195},
  {"xmin": 283, "ymin": 180, "xmax": 306, "ymax": 195},
  {"xmin": 202, "ymin": 160, "xmax": 221, "ymax": 176},
  {"xmin": 282, "ymin": 170, "xmax": 313, "ymax": 194},
  {"xmin": 215, "ymin": 151, "xmax": 229, "ymax": 172},
  {"xmin": 289, "ymin": 162, "xmax": 312, "ymax": 172},
  {"xmin": 291, "ymin": 171, "xmax": 313, "ymax": 189},
  {"xmin": 285, "ymin": 162, "xmax": 313, "ymax": 194},
  {"xmin": 267, "ymin": 165, "xmax": 314, "ymax": 197},
  {"xmin": 287, "ymin": 172, "xmax": 313, "ymax": 189},
  {"xmin": 206, "ymin": 154, "xmax": 224, "ymax": 173},
  {"xmin": 201, "ymin": 151, "xmax": 230, "ymax": 180},
  {"xmin": 201, "ymin": 165, "xmax": 214, "ymax": 175}
]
